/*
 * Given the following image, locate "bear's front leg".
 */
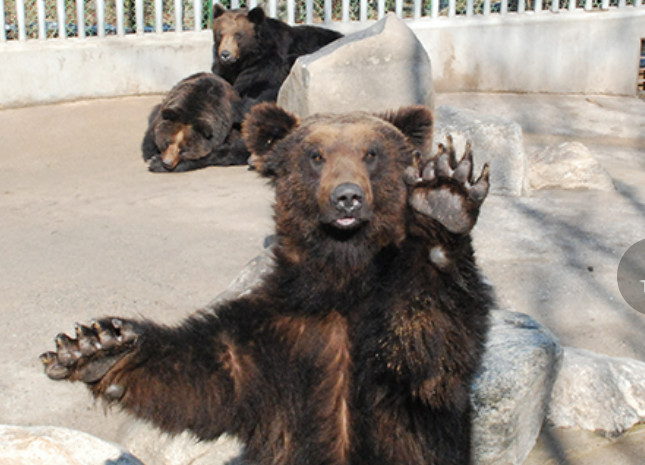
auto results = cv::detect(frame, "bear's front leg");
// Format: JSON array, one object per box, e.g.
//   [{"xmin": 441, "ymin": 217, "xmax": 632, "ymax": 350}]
[
  {"xmin": 39, "ymin": 311, "xmax": 244, "ymax": 439},
  {"xmin": 407, "ymin": 135, "xmax": 490, "ymax": 236}
]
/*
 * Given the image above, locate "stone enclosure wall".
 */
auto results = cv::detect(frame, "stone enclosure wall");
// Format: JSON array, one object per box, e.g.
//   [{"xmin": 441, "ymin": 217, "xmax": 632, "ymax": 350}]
[{"xmin": 0, "ymin": 8, "xmax": 643, "ymax": 107}]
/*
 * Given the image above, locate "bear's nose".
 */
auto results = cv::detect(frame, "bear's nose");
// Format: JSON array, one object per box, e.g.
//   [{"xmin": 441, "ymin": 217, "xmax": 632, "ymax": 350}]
[
  {"xmin": 331, "ymin": 183, "xmax": 364, "ymax": 214},
  {"xmin": 220, "ymin": 50, "xmax": 232, "ymax": 62}
]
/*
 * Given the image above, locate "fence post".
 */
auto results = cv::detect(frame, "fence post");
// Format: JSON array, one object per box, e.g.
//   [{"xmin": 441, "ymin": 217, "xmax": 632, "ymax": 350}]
[
  {"xmin": 360, "ymin": 0, "xmax": 368, "ymax": 21},
  {"xmin": 268, "ymin": 0, "xmax": 277, "ymax": 18},
  {"xmin": 0, "ymin": 0, "xmax": 6, "ymax": 41},
  {"xmin": 449, "ymin": 0, "xmax": 457, "ymax": 17},
  {"xmin": 305, "ymin": 0, "xmax": 313, "ymax": 23},
  {"xmin": 117, "ymin": 0, "xmax": 125, "ymax": 35},
  {"xmin": 194, "ymin": 0, "xmax": 202, "ymax": 31},
  {"xmin": 154, "ymin": 0, "xmax": 162, "ymax": 32},
  {"xmin": 37, "ymin": 0, "xmax": 46, "ymax": 39},
  {"xmin": 395, "ymin": 0, "xmax": 402, "ymax": 18},
  {"xmin": 342, "ymin": 0, "xmax": 350, "ymax": 22},
  {"xmin": 377, "ymin": 0, "xmax": 385, "ymax": 19},
  {"xmin": 467, "ymin": 0, "xmax": 475, "ymax": 16},
  {"xmin": 174, "ymin": 0, "xmax": 182, "ymax": 32},
  {"xmin": 56, "ymin": 0, "xmax": 66, "ymax": 38},
  {"xmin": 287, "ymin": 0, "xmax": 295, "ymax": 24},
  {"xmin": 432, "ymin": 0, "xmax": 439, "ymax": 18},
  {"xmin": 16, "ymin": 0, "xmax": 26, "ymax": 41},
  {"xmin": 324, "ymin": 0, "xmax": 332, "ymax": 23},
  {"xmin": 97, "ymin": 0, "xmax": 106, "ymax": 37},
  {"xmin": 135, "ymin": 0, "xmax": 143, "ymax": 33},
  {"xmin": 76, "ymin": 0, "xmax": 85, "ymax": 37}
]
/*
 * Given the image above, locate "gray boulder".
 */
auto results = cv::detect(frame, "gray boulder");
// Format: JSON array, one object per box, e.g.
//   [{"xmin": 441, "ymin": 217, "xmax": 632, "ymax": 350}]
[
  {"xmin": 435, "ymin": 105, "xmax": 528, "ymax": 197},
  {"xmin": 0, "ymin": 425, "xmax": 143, "ymax": 465},
  {"xmin": 547, "ymin": 347, "xmax": 645, "ymax": 436},
  {"xmin": 277, "ymin": 14, "xmax": 435, "ymax": 119},
  {"xmin": 471, "ymin": 309, "xmax": 563, "ymax": 465},
  {"xmin": 528, "ymin": 142, "xmax": 615, "ymax": 191}
]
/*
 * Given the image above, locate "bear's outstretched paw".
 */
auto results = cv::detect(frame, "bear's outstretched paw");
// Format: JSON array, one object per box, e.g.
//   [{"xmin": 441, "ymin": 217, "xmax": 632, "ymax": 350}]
[
  {"xmin": 40, "ymin": 318, "xmax": 140, "ymax": 384},
  {"xmin": 408, "ymin": 136, "xmax": 489, "ymax": 234}
]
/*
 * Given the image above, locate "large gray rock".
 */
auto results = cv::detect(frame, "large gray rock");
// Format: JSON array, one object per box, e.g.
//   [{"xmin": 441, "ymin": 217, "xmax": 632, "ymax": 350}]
[
  {"xmin": 472, "ymin": 310, "xmax": 563, "ymax": 465},
  {"xmin": 528, "ymin": 142, "xmax": 615, "ymax": 191},
  {"xmin": 547, "ymin": 347, "xmax": 645, "ymax": 437},
  {"xmin": 435, "ymin": 105, "xmax": 528, "ymax": 197},
  {"xmin": 277, "ymin": 14, "xmax": 435, "ymax": 118},
  {"xmin": 0, "ymin": 425, "xmax": 143, "ymax": 465}
]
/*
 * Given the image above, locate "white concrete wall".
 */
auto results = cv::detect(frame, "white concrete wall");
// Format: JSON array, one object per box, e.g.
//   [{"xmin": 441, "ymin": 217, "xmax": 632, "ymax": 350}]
[
  {"xmin": 0, "ymin": 9, "xmax": 643, "ymax": 108},
  {"xmin": 410, "ymin": 9, "xmax": 645, "ymax": 95},
  {"xmin": 0, "ymin": 32, "xmax": 213, "ymax": 108}
]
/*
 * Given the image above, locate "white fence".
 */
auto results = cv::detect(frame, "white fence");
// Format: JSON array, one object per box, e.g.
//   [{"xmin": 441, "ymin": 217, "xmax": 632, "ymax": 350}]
[{"xmin": 2, "ymin": 0, "xmax": 643, "ymax": 42}]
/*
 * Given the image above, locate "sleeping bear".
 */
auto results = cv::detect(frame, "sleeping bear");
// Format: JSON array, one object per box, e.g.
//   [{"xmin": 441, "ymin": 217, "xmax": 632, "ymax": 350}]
[{"xmin": 141, "ymin": 72, "xmax": 249, "ymax": 172}]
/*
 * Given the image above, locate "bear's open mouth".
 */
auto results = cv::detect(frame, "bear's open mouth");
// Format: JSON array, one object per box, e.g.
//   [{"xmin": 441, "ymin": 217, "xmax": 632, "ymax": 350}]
[{"xmin": 335, "ymin": 217, "xmax": 359, "ymax": 229}]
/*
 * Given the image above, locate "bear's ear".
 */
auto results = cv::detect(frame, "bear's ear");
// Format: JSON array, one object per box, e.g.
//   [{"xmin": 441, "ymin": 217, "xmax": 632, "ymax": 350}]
[
  {"xmin": 379, "ymin": 105, "xmax": 433, "ymax": 154},
  {"xmin": 213, "ymin": 3, "xmax": 226, "ymax": 19},
  {"xmin": 242, "ymin": 103, "xmax": 299, "ymax": 177},
  {"xmin": 247, "ymin": 6, "xmax": 265, "ymax": 24}
]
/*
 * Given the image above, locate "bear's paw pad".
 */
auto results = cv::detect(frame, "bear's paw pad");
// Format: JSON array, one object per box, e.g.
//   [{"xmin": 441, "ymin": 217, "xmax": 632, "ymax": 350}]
[{"xmin": 409, "ymin": 136, "xmax": 489, "ymax": 234}]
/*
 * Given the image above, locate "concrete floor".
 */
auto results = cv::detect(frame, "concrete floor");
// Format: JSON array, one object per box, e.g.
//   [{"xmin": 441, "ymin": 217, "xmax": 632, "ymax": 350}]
[{"xmin": 1, "ymin": 93, "xmax": 644, "ymax": 463}]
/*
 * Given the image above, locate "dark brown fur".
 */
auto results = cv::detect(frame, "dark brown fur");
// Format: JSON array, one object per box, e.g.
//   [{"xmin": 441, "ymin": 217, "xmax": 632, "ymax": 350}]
[
  {"xmin": 211, "ymin": 6, "xmax": 342, "ymax": 112},
  {"xmin": 42, "ymin": 104, "xmax": 493, "ymax": 465},
  {"xmin": 141, "ymin": 72, "xmax": 249, "ymax": 172}
]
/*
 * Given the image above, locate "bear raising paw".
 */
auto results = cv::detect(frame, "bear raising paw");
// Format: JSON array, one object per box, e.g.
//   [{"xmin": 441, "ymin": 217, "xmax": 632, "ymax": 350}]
[{"xmin": 41, "ymin": 104, "xmax": 493, "ymax": 465}]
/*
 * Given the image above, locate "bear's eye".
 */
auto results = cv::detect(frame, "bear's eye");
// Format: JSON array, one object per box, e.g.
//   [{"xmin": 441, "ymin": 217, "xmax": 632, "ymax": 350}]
[
  {"xmin": 364, "ymin": 150, "xmax": 378, "ymax": 165},
  {"xmin": 310, "ymin": 151, "xmax": 325, "ymax": 165}
]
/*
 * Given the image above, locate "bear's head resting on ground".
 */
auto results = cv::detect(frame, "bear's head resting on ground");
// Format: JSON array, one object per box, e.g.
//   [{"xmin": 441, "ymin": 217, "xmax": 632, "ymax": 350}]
[
  {"xmin": 243, "ymin": 103, "xmax": 433, "ymax": 278},
  {"xmin": 141, "ymin": 73, "xmax": 242, "ymax": 171}
]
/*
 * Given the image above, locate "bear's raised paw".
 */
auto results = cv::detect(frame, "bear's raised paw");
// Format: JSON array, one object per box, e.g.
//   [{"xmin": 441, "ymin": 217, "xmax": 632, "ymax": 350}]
[
  {"xmin": 407, "ymin": 136, "xmax": 489, "ymax": 235},
  {"xmin": 40, "ymin": 318, "xmax": 140, "ymax": 384}
]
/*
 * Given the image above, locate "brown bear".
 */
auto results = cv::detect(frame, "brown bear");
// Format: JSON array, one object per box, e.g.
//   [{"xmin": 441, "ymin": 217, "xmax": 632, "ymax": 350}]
[
  {"xmin": 141, "ymin": 72, "xmax": 249, "ymax": 172},
  {"xmin": 211, "ymin": 5, "xmax": 342, "ymax": 109},
  {"xmin": 41, "ymin": 103, "xmax": 493, "ymax": 465}
]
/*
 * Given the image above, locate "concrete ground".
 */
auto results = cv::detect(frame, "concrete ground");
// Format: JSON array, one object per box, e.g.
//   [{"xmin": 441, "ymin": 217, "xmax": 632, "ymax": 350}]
[{"xmin": 1, "ymin": 93, "xmax": 644, "ymax": 463}]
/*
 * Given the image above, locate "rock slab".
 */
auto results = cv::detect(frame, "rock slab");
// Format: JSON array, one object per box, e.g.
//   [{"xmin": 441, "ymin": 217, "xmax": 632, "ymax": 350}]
[
  {"xmin": 548, "ymin": 346, "xmax": 645, "ymax": 436},
  {"xmin": 277, "ymin": 14, "xmax": 435, "ymax": 118},
  {"xmin": 0, "ymin": 425, "xmax": 143, "ymax": 465},
  {"xmin": 528, "ymin": 142, "xmax": 615, "ymax": 191},
  {"xmin": 471, "ymin": 309, "xmax": 563, "ymax": 465}
]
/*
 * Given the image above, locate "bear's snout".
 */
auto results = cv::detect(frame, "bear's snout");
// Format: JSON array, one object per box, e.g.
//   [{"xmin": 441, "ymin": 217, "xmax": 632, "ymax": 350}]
[
  {"xmin": 219, "ymin": 50, "xmax": 234, "ymax": 63},
  {"xmin": 331, "ymin": 183, "xmax": 364, "ymax": 215}
]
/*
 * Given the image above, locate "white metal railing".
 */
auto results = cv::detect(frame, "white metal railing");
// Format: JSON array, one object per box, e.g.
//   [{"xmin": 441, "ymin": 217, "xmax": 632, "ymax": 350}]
[{"xmin": 1, "ymin": 0, "xmax": 643, "ymax": 42}]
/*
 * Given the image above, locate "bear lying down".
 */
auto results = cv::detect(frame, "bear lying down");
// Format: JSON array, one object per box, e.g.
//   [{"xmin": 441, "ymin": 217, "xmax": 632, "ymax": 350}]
[
  {"xmin": 42, "ymin": 103, "xmax": 493, "ymax": 465},
  {"xmin": 141, "ymin": 72, "xmax": 249, "ymax": 172}
]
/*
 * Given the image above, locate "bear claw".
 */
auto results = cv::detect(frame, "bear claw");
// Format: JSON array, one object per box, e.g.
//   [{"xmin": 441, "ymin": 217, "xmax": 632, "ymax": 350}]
[
  {"xmin": 40, "ymin": 318, "xmax": 140, "ymax": 383},
  {"xmin": 409, "ymin": 136, "xmax": 490, "ymax": 235}
]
